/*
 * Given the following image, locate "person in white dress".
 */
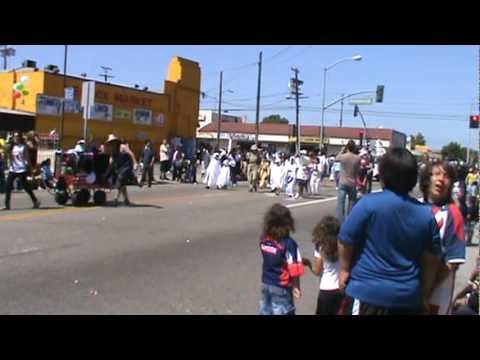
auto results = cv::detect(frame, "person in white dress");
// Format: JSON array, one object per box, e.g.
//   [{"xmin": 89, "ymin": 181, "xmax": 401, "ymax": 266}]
[
  {"xmin": 204, "ymin": 151, "xmax": 221, "ymax": 189},
  {"xmin": 216, "ymin": 150, "xmax": 234, "ymax": 189},
  {"xmin": 269, "ymin": 154, "xmax": 285, "ymax": 196}
]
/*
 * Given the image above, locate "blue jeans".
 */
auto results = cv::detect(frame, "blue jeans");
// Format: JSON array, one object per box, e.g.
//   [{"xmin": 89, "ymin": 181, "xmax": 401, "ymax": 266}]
[
  {"xmin": 336, "ymin": 184, "xmax": 357, "ymax": 224},
  {"xmin": 259, "ymin": 283, "xmax": 295, "ymax": 315}
]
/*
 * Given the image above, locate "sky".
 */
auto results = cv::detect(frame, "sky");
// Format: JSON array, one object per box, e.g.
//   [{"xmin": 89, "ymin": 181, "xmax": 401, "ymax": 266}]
[{"xmin": 6, "ymin": 45, "xmax": 479, "ymax": 150}]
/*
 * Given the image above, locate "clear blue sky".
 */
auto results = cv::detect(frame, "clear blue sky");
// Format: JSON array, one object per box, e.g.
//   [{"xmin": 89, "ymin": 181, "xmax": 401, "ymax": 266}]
[{"xmin": 7, "ymin": 45, "xmax": 479, "ymax": 150}]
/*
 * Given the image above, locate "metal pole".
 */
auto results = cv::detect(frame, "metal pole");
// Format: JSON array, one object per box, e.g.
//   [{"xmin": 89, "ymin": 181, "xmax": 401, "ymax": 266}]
[
  {"xmin": 255, "ymin": 51, "xmax": 262, "ymax": 147},
  {"xmin": 293, "ymin": 68, "xmax": 300, "ymax": 154},
  {"xmin": 339, "ymin": 93, "xmax": 344, "ymax": 128},
  {"xmin": 320, "ymin": 67, "xmax": 327, "ymax": 150},
  {"xmin": 60, "ymin": 45, "xmax": 68, "ymax": 150},
  {"xmin": 216, "ymin": 71, "xmax": 223, "ymax": 149},
  {"xmin": 83, "ymin": 83, "xmax": 90, "ymax": 145}
]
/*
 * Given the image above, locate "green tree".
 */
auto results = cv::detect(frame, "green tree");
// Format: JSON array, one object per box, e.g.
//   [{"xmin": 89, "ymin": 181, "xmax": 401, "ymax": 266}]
[
  {"xmin": 441, "ymin": 142, "xmax": 467, "ymax": 161},
  {"xmin": 262, "ymin": 114, "xmax": 289, "ymax": 124},
  {"xmin": 409, "ymin": 132, "xmax": 426, "ymax": 149}
]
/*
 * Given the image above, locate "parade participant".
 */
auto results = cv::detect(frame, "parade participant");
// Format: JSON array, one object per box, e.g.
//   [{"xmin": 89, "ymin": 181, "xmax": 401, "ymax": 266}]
[
  {"xmin": 247, "ymin": 144, "xmax": 260, "ymax": 192},
  {"xmin": 159, "ymin": 139, "xmax": 170, "ymax": 180},
  {"xmin": 332, "ymin": 156, "xmax": 341, "ymax": 190},
  {"xmin": 284, "ymin": 156, "xmax": 296, "ymax": 198},
  {"xmin": 140, "ymin": 140, "xmax": 155, "ymax": 188},
  {"xmin": 308, "ymin": 156, "xmax": 321, "ymax": 195},
  {"xmin": 2, "ymin": 131, "xmax": 40, "ymax": 210},
  {"xmin": 338, "ymin": 148, "xmax": 442, "ymax": 315},
  {"xmin": 335, "ymin": 140, "xmax": 360, "ymax": 223},
  {"xmin": 204, "ymin": 151, "xmax": 221, "ymax": 189},
  {"xmin": 259, "ymin": 203, "xmax": 305, "ymax": 315},
  {"xmin": 216, "ymin": 150, "xmax": 233, "ymax": 189},
  {"xmin": 232, "ymin": 148, "xmax": 241, "ymax": 187},
  {"xmin": 269, "ymin": 154, "xmax": 284, "ymax": 196},
  {"xmin": 356, "ymin": 149, "xmax": 369, "ymax": 200},
  {"xmin": 105, "ymin": 134, "xmax": 136, "ymax": 207},
  {"xmin": 318, "ymin": 150, "xmax": 328, "ymax": 183},
  {"xmin": 259, "ymin": 158, "xmax": 271, "ymax": 190},
  {"xmin": 294, "ymin": 151, "xmax": 309, "ymax": 199},
  {"xmin": 172, "ymin": 145, "xmax": 184, "ymax": 182},
  {"xmin": 303, "ymin": 216, "xmax": 343, "ymax": 315},
  {"xmin": 424, "ymin": 161, "xmax": 467, "ymax": 315}
]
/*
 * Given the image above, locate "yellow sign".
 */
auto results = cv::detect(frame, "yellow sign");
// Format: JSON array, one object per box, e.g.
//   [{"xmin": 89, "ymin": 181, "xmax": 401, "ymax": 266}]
[{"xmin": 289, "ymin": 136, "xmax": 320, "ymax": 143}]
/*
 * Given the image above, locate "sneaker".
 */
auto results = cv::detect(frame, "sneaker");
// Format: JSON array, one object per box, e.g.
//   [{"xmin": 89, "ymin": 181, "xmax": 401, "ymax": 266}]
[
  {"xmin": 2, "ymin": 206, "xmax": 10, "ymax": 211},
  {"xmin": 294, "ymin": 193, "xmax": 300, "ymax": 199},
  {"xmin": 33, "ymin": 200, "xmax": 41, "ymax": 209}
]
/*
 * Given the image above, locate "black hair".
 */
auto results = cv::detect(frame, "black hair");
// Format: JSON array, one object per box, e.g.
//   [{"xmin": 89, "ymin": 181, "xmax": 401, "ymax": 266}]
[
  {"xmin": 379, "ymin": 147, "xmax": 418, "ymax": 194},
  {"xmin": 346, "ymin": 140, "xmax": 356, "ymax": 153}
]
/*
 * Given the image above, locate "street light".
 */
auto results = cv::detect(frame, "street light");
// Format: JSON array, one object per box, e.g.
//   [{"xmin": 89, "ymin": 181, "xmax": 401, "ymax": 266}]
[{"xmin": 319, "ymin": 55, "xmax": 362, "ymax": 149}]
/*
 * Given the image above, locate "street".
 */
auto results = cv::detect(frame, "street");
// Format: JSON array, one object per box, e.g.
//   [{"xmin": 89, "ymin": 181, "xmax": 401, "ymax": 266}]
[{"xmin": 0, "ymin": 180, "xmax": 477, "ymax": 314}]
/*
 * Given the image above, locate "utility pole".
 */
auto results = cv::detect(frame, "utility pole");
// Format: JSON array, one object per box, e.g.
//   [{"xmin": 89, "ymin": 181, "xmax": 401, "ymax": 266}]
[
  {"xmin": 216, "ymin": 71, "xmax": 223, "ymax": 149},
  {"xmin": 292, "ymin": 68, "xmax": 301, "ymax": 154},
  {"xmin": 339, "ymin": 93, "xmax": 344, "ymax": 127},
  {"xmin": 60, "ymin": 45, "xmax": 68, "ymax": 150},
  {"xmin": 287, "ymin": 68, "xmax": 306, "ymax": 154},
  {"xmin": 1, "ymin": 45, "xmax": 15, "ymax": 70},
  {"xmin": 99, "ymin": 66, "xmax": 114, "ymax": 83},
  {"xmin": 255, "ymin": 51, "xmax": 263, "ymax": 147}
]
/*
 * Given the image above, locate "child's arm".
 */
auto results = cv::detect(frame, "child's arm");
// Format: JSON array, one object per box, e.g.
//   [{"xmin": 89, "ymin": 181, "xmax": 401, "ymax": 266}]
[{"xmin": 291, "ymin": 277, "xmax": 301, "ymax": 299}]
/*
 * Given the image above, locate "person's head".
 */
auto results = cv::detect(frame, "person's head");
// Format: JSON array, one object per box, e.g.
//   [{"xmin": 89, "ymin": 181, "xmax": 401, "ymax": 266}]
[
  {"xmin": 379, "ymin": 148, "xmax": 418, "ymax": 194},
  {"xmin": 262, "ymin": 203, "xmax": 295, "ymax": 241},
  {"xmin": 312, "ymin": 216, "xmax": 340, "ymax": 263},
  {"xmin": 346, "ymin": 140, "xmax": 356, "ymax": 153},
  {"xmin": 162, "ymin": 139, "xmax": 167, "ymax": 145},
  {"xmin": 13, "ymin": 131, "xmax": 23, "ymax": 145},
  {"xmin": 430, "ymin": 161, "xmax": 457, "ymax": 206}
]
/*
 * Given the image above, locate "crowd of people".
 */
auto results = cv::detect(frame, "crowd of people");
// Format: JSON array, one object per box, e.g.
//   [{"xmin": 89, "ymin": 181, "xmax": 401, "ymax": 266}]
[{"xmin": 258, "ymin": 147, "xmax": 479, "ymax": 315}]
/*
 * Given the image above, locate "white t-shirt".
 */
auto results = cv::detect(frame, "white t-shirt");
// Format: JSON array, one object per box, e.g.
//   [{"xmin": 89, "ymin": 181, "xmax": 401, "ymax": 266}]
[
  {"xmin": 160, "ymin": 144, "xmax": 169, "ymax": 162},
  {"xmin": 314, "ymin": 249, "xmax": 340, "ymax": 290},
  {"xmin": 10, "ymin": 144, "xmax": 27, "ymax": 173},
  {"xmin": 318, "ymin": 155, "xmax": 328, "ymax": 174}
]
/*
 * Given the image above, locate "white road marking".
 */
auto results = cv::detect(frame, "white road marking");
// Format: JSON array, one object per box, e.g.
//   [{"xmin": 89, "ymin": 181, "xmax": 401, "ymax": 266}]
[{"xmin": 285, "ymin": 189, "xmax": 383, "ymax": 209}]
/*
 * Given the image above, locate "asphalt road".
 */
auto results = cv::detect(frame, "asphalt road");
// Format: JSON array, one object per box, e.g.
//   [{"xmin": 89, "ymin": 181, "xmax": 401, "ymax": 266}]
[{"xmin": 0, "ymin": 179, "xmax": 477, "ymax": 314}]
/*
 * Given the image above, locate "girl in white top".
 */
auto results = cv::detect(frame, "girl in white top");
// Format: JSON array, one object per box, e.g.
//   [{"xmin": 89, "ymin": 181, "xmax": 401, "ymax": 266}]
[{"xmin": 303, "ymin": 216, "xmax": 344, "ymax": 315}]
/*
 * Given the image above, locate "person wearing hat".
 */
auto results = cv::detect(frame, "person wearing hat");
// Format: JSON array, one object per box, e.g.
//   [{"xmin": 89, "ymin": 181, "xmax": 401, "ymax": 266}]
[
  {"xmin": 104, "ymin": 134, "xmax": 135, "ymax": 206},
  {"xmin": 247, "ymin": 144, "xmax": 260, "ymax": 192}
]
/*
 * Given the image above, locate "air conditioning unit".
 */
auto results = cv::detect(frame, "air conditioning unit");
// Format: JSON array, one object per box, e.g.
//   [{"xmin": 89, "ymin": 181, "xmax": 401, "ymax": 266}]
[
  {"xmin": 45, "ymin": 64, "xmax": 60, "ymax": 73},
  {"xmin": 22, "ymin": 59, "xmax": 37, "ymax": 68}
]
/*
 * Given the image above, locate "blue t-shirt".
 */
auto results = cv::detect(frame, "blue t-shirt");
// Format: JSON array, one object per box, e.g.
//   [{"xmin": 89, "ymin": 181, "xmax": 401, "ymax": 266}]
[
  {"xmin": 339, "ymin": 190, "xmax": 442, "ymax": 309},
  {"xmin": 260, "ymin": 236, "xmax": 305, "ymax": 288}
]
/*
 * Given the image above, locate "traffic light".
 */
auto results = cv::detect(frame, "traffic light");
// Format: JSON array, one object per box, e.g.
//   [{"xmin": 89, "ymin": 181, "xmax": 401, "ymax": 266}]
[
  {"xmin": 353, "ymin": 105, "xmax": 359, "ymax": 117},
  {"xmin": 359, "ymin": 131, "xmax": 364, "ymax": 147},
  {"xmin": 376, "ymin": 85, "xmax": 384, "ymax": 103},
  {"xmin": 470, "ymin": 115, "xmax": 480, "ymax": 129}
]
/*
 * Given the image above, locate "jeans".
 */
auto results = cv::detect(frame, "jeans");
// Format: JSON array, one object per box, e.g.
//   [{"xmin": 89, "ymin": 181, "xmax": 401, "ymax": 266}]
[
  {"xmin": 465, "ymin": 221, "xmax": 476, "ymax": 244},
  {"xmin": 4, "ymin": 171, "xmax": 38, "ymax": 208},
  {"xmin": 141, "ymin": 165, "xmax": 154, "ymax": 187},
  {"xmin": 259, "ymin": 283, "xmax": 295, "ymax": 315},
  {"xmin": 336, "ymin": 183, "xmax": 357, "ymax": 224}
]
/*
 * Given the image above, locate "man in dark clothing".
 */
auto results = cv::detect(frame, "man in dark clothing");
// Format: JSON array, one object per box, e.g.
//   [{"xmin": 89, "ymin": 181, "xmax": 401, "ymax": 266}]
[{"xmin": 141, "ymin": 140, "xmax": 155, "ymax": 187}]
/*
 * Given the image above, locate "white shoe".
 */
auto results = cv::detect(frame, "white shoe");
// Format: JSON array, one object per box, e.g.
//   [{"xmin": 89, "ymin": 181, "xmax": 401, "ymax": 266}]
[{"xmin": 294, "ymin": 193, "xmax": 300, "ymax": 199}]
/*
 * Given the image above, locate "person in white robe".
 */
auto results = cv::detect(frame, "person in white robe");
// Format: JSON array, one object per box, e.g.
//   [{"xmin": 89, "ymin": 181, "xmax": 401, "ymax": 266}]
[
  {"xmin": 216, "ymin": 152, "xmax": 234, "ymax": 189},
  {"xmin": 269, "ymin": 155, "xmax": 285, "ymax": 195},
  {"xmin": 204, "ymin": 152, "xmax": 221, "ymax": 189}
]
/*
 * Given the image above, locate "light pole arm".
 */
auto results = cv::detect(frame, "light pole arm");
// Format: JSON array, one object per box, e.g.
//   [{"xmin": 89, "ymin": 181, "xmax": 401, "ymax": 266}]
[{"xmin": 324, "ymin": 90, "xmax": 375, "ymax": 111}]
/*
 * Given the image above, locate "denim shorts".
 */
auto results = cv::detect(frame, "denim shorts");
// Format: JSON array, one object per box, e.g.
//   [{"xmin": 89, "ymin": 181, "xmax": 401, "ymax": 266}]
[{"xmin": 259, "ymin": 283, "xmax": 295, "ymax": 315}]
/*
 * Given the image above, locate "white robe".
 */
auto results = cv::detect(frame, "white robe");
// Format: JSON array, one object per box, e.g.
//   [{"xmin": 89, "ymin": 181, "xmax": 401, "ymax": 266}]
[
  {"xmin": 204, "ymin": 156, "xmax": 220, "ymax": 188},
  {"xmin": 270, "ymin": 163, "xmax": 284, "ymax": 190},
  {"xmin": 309, "ymin": 163, "xmax": 321, "ymax": 194},
  {"xmin": 283, "ymin": 161, "xmax": 296, "ymax": 196},
  {"xmin": 216, "ymin": 160, "xmax": 231, "ymax": 188}
]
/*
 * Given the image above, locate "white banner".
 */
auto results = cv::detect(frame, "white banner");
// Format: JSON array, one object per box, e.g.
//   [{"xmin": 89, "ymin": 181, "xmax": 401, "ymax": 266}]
[
  {"xmin": 37, "ymin": 95, "xmax": 62, "ymax": 116},
  {"xmin": 134, "ymin": 108, "xmax": 152, "ymax": 125},
  {"xmin": 92, "ymin": 103, "xmax": 113, "ymax": 121}
]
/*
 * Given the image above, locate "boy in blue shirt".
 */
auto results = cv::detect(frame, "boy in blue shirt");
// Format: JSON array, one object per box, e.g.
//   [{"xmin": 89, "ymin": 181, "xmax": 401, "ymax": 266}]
[{"xmin": 338, "ymin": 148, "xmax": 442, "ymax": 315}]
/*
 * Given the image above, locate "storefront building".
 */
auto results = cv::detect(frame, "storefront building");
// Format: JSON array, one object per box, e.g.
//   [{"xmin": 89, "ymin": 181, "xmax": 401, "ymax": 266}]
[
  {"xmin": 0, "ymin": 56, "xmax": 201, "ymax": 157},
  {"xmin": 197, "ymin": 121, "xmax": 406, "ymax": 155}
]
